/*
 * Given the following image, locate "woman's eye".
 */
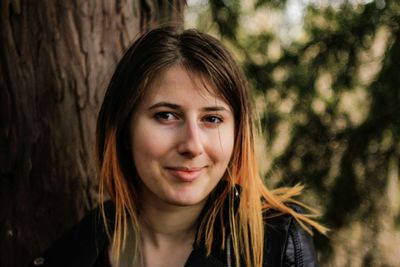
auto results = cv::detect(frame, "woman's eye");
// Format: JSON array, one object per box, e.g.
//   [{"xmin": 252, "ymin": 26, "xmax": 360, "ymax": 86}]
[
  {"xmin": 154, "ymin": 112, "xmax": 177, "ymax": 121},
  {"xmin": 203, "ymin": 115, "xmax": 223, "ymax": 124}
]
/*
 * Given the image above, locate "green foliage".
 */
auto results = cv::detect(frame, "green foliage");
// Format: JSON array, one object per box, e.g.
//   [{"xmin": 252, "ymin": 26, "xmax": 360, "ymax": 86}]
[
  {"xmin": 209, "ymin": 0, "xmax": 241, "ymax": 40},
  {"xmin": 255, "ymin": 0, "xmax": 287, "ymax": 9}
]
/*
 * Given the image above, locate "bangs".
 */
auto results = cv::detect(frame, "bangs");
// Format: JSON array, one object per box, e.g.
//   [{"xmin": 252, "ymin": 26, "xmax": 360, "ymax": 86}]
[{"xmin": 181, "ymin": 61, "xmax": 241, "ymax": 127}]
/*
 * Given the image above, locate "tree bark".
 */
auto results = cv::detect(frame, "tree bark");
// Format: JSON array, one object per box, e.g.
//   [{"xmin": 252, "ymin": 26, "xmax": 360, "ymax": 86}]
[{"xmin": 0, "ymin": 1, "xmax": 185, "ymax": 266}]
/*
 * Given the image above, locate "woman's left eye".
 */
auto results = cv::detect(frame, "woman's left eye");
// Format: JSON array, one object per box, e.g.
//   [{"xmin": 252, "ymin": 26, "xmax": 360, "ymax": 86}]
[{"xmin": 203, "ymin": 115, "xmax": 223, "ymax": 124}]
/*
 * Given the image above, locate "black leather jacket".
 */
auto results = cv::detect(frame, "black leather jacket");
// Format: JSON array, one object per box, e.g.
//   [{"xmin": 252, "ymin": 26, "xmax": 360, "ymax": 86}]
[{"xmin": 29, "ymin": 201, "xmax": 319, "ymax": 267}]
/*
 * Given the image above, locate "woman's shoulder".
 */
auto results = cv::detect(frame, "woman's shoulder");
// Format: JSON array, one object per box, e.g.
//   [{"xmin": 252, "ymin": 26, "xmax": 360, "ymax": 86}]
[
  {"xmin": 263, "ymin": 206, "xmax": 320, "ymax": 267},
  {"xmin": 29, "ymin": 201, "xmax": 115, "ymax": 267}
]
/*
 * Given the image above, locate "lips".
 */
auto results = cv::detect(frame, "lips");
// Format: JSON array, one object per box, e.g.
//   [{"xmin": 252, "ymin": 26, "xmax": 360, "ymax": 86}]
[{"xmin": 165, "ymin": 166, "xmax": 206, "ymax": 182}]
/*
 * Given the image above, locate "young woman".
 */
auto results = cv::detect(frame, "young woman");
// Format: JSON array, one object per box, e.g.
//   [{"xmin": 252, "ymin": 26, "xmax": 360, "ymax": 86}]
[{"xmin": 31, "ymin": 27, "xmax": 327, "ymax": 267}]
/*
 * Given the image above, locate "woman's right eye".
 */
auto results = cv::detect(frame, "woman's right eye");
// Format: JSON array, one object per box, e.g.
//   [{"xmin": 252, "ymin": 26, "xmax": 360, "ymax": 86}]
[{"xmin": 154, "ymin": 112, "xmax": 178, "ymax": 122}]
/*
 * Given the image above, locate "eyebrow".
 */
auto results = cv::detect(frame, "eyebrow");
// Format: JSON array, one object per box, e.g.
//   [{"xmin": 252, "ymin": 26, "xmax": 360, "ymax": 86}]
[{"xmin": 148, "ymin": 102, "xmax": 230, "ymax": 112}]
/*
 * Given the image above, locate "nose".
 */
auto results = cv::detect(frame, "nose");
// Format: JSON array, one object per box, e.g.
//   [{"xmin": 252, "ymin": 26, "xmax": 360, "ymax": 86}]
[{"xmin": 177, "ymin": 121, "xmax": 204, "ymax": 158}]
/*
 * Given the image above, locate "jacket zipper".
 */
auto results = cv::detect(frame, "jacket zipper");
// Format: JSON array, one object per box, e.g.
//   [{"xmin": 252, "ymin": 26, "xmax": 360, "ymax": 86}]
[
  {"xmin": 290, "ymin": 222, "xmax": 304, "ymax": 267},
  {"xmin": 227, "ymin": 234, "xmax": 232, "ymax": 267}
]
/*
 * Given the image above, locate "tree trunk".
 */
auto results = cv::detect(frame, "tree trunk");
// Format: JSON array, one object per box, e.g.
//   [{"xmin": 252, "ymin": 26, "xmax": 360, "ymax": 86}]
[{"xmin": 0, "ymin": 1, "xmax": 186, "ymax": 266}]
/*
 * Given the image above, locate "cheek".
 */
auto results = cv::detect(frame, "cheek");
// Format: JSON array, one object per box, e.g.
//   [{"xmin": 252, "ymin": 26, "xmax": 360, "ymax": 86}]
[
  {"xmin": 209, "ymin": 127, "xmax": 235, "ymax": 165},
  {"xmin": 130, "ymin": 122, "xmax": 172, "ymax": 167}
]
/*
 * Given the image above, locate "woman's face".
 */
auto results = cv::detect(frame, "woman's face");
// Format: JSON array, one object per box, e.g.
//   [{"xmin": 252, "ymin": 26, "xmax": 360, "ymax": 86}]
[{"xmin": 129, "ymin": 65, "xmax": 235, "ymax": 208}]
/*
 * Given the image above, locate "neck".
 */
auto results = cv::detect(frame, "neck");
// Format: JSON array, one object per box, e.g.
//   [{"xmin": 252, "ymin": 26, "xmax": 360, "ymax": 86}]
[{"xmin": 139, "ymin": 194, "xmax": 206, "ymax": 247}]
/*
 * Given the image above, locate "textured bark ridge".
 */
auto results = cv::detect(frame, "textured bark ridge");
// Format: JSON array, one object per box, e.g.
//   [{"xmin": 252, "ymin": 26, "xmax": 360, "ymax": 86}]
[{"xmin": 0, "ymin": 1, "xmax": 185, "ymax": 266}]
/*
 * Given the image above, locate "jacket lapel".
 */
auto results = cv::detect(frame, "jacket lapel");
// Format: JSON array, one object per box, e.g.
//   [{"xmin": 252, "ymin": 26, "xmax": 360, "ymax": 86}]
[{"xmin": 184, "ymin": 245, "xmax": 225, "ymax": 267}]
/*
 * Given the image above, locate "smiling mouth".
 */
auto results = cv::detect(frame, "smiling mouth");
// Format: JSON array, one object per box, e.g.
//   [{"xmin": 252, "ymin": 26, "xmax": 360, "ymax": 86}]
[{"xmin": 165, "ymin": 166, "xmax": 206, "ymax": 182}]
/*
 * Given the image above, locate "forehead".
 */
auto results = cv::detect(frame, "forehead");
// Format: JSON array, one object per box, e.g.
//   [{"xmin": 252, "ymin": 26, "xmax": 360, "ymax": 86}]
[{"xmin": 141, "ymin": 65, "xmax": 229, "ymax": 107}]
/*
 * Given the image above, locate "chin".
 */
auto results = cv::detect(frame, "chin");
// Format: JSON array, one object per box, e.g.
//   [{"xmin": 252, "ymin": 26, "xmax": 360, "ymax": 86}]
[{"xmin": 167, "ymin": 193, "xmax": 208, "ymax": 207}]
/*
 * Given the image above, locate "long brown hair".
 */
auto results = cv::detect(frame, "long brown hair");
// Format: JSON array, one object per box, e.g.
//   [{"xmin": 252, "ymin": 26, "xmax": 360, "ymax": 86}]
[{"xmin": 96, "ymin": 26, "xmax": 327, "ymax": 266}]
